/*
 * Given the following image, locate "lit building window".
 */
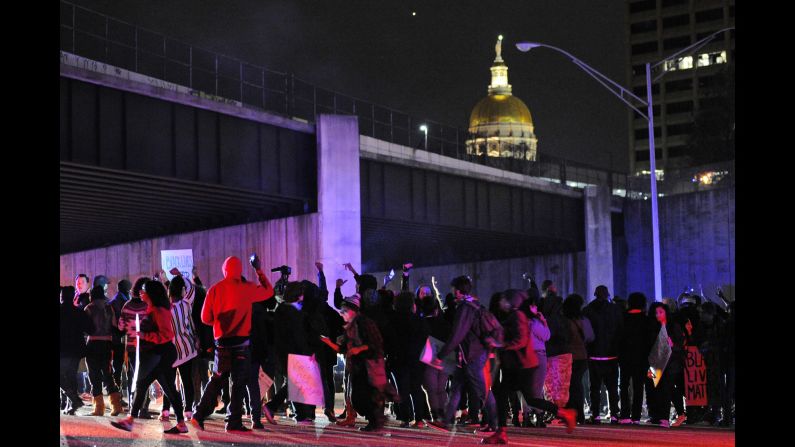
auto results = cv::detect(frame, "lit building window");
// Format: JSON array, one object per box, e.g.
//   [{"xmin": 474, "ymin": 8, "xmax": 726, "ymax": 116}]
[
  {"xmin": 692, "ymin": 170, "xmax": 728, "ymax": 185},
  {"xmin": 664, "ymin": 51, "xmax": 727, "ymax": 72}
]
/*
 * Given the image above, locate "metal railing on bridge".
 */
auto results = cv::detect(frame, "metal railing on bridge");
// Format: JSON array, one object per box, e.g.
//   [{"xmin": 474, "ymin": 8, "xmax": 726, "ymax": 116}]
[{"xmin": 60, "ymin": 0, "xmax": 733, "ymax": 200}]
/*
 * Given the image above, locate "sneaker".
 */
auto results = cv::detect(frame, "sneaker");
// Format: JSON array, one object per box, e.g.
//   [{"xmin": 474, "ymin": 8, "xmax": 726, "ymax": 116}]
[
  {"xmin": 184, "ymin": 411, "xmax": 193, "ymax": 421},
  {"xmin": 164, "ymin": 422, "xmax": 188, "ymax": 434},
  {"xmin": 324, "ymin": 409, "xmax": 337, "ymax": 423},
  {"xmin": 672, "ymin": 414, "xmax": 687, "ymax": 427},
  {"xmin": 159, "ymin": 411, "xmax": 170, "ymax": 421},
  {"xmin": 618, "ymin": 418, "xmax": 633, "ymax": 425},
  {"xmin": 632, "ymin": 420, "xmax": 641, "ymax": 425},
  {"xmin": 427, "ymin": 420, "xmax": 451, "ymax": 432},
  {"xmin": 110, "ymin": 417, "xmax": 134, "ymax": 432},
  {"xmin": 557, "ymin": 408, "xmax": 577, "ymax": 434},
  {"xmin": 412, "ymin": 420, "xmax": 426, "ymax": 429},
  {"xmin": 659, "ymin": 420, "xmax": 670, "ymax": 428},
  {"xmin": 225, "ymin": 424, "xmax": 251, "ymax": 433},
  {"xmin": 610, "ymin": 416, "xmax": 619, "ymax": 425},
  {"xmin": 189, "ymin": 418, "xmax": 205, "ymax": 431},
  {"xmin": 252, "ymin": 420, "xmax": 265, "ymax": 430}
]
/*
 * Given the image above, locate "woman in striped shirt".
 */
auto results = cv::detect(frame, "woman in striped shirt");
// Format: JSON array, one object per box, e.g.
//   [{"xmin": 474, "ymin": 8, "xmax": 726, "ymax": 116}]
[
  {"xmin": 110, "ymin": 280, "xmax": 188, "ymax": 434},
  {"xmin": 160, "ymin": 273, "xmax": 200, "ymax": 421}
]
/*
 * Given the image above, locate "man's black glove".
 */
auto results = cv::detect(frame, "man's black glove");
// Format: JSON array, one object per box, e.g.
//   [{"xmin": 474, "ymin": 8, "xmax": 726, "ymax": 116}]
[{"xmin": 250, "ymin": 253, "xmax": 261, "ymax": 270}]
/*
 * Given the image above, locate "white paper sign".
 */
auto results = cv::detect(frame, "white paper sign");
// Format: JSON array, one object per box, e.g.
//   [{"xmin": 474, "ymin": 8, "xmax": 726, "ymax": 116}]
[
  {"xmin": 160, "ymin": 249, "xmax": 194, "ymax": 281},
  {"xmin": 287, "ymin": 354, "xmax": 325, "ymax": 406},
  {"xmin": 420, "ymin": 336, "xmax": 457, "ymax": 375}
]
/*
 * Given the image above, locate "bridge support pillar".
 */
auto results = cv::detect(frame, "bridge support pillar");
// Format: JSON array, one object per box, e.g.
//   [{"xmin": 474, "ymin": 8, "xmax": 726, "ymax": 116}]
[
  {"xmin": 584, "ymin": 185, "xmax": 613, "ymax": 301},
  {"xmin": 316, "ymin": 115, "xmax": 361, "ymax": 301}
]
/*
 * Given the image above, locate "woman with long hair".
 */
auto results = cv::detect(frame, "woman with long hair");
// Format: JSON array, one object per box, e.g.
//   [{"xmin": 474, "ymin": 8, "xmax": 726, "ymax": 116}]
[
  {"xmin": 645, "ymin": 302, "xmax": 685, "ymax": 428},
  {"xmin": 519, "ymin": 292, "xmax": 554, "ymax": 427},
  {"xmin": 110, "ymin": 280, "xmax": 189, "ymax": 434},
  {"xmin": 159, "ymin": 274, "xmax": 199, "ymax": 421}
]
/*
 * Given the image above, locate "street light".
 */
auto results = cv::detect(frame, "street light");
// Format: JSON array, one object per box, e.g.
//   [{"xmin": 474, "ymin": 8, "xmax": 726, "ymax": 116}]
[
  {"xmin": 419, "ymin": 124, "xmax": 428, "ymax": 150},
  {"xmin": 516, "ymin": 28, "xmax": 733, "ymax": 301}
]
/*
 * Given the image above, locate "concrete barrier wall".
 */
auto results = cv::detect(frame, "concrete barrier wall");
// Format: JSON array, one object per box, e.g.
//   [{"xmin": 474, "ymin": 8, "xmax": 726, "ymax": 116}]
[
  {"xmin": 623, "ymin": 187, "xmax": 735, "ymax": 301},
  {"xmin": 60, "ymin": 213, "xmax": 320, "ymax": 295},
  {"xmin": 372, "ymin": 251, "xmax": 586, "ymax": 308}
]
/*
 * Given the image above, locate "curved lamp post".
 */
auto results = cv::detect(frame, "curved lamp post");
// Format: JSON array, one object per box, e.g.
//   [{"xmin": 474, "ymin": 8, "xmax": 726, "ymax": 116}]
[{"xmin": 516, "ymin": 28, "xmax": 733, "ymax": 301}]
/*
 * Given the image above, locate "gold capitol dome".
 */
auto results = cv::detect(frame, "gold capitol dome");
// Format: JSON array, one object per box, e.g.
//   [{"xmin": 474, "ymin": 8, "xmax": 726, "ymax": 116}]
[{"xmin": 466, "ymin": 35, "xmax": 538, "ymax": 160}]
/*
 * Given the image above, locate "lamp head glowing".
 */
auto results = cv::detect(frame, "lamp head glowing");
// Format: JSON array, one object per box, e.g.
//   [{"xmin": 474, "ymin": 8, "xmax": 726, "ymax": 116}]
[
  {"xmin": 419, "ymin": 124, "xmax": 428, "ymax": 133},
  {"xmin": 498, "ymin": 35, "xmax": 503, "ymax": 41},
  {"xmin": 516, "ymin": 42, "xmax": 541, "ymax": 52}
]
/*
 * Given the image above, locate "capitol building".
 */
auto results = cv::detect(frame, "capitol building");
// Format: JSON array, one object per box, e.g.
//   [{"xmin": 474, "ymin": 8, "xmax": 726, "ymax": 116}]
[{"xmin": 466, "ymin": 36, "xmax": 538, "ymax": 161}]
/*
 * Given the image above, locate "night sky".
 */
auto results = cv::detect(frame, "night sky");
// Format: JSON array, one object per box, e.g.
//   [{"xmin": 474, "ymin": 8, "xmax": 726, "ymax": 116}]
[{"xmin": 66, "ymin": 0, "xmax": 630, "ymax": 172}]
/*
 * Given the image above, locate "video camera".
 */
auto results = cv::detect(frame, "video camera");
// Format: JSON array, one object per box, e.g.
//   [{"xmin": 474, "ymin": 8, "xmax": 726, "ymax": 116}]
[{"xmin": 271, "ymin": 265, "xmax": 292, "ymax": 276}]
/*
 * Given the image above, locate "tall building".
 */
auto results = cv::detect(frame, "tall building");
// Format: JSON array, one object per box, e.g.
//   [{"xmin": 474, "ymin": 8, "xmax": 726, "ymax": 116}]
[
  {"xmin": 466, "ymin": 35, "xmax": 539, "ymax": 161},
  {"xmin": 626, "ymin": 0, "xmax": 735, "ymax": 175}
]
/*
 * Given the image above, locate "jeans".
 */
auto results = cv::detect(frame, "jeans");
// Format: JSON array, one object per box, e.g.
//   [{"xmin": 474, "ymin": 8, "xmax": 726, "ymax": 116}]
[
  {"xmin": 645, "ymin": 366, "xmax": 674, "ymax": 422},
  {"xmin": 423, "ymin": 364, "xmax": 448, "ymax": 420},
  {"xmin": 246, "ymin": 350, "xmax": 268, "ymax": 423},
  {"xmin": 619, "ymin": 362, "xmax": 646, "ymax": 421},
  {"xmin": 129, "ymin": 343, "xmax": 184, "ymax": 422},
  {"xmin": 86, "ymin": 341, "xmax": 119, "ymax": 396},
  {"xmin": 567, "ymin": 359, "xmax": 588, "ymax": 423},
  {"xmin": 588, "ymin": 359, "xmax": 619, "ymax": 419},
  {"xmin": 527, "ymin": 352, "xmax": 548, "ymax": 415},
  {"xmin": 670, "ymin": 368, "xmax": 686, "ymax": 416},
  {"xmin": 60, "ymin": 356, "xmax": 82, "ymax": 407},
  {"xmin": 194, "ymin": 343, "xmax": 251, "ymax": 427},
  {"xmin": 111, "ymin": 342, "xmax": 125, "ymax": 390},
  {"xmin": 191, "ymin": 356, "xmax": 211, "ymax": 410},
  {"xmin": 394, "ymin": 363, "xmax": 430, "ymax": 422},
  {"xmin": 162, "ymin": 358, "xmax": 195, "ymax": 415},
  {"xmin": 495, "ymin": 367, "xmax": 558, "ymax": 428},
  {"xmin": 444, "ymin": 352, "xmax": 497, "ymax": 428},
  {"xmin": 319, "ymin": 359, "xmax": 337, "ymax": 413}
]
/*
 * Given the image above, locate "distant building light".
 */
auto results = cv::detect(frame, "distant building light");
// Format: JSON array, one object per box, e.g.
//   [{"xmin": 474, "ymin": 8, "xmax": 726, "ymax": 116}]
[{"xmin": 663, "ymin": 50, "xmax": 727, "ymax": 72}]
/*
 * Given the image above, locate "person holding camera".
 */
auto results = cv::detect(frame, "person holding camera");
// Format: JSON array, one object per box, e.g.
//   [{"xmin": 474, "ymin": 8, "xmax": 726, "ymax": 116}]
[{"xmin": 189, "ymin": 255, "xmax": 274, "ymax": 433}]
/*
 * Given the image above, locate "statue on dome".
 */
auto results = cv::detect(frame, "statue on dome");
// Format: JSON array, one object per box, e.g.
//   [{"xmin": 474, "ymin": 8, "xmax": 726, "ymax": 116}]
[{"xmin": 495, "ymin": 35, "xmax": 503, "ymax": 61}]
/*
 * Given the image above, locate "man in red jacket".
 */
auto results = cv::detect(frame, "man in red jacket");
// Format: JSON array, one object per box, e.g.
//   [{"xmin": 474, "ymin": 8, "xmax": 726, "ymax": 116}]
[{"xmin": 190, "ymin": 255, "xmax": 274, "ymax": 432}]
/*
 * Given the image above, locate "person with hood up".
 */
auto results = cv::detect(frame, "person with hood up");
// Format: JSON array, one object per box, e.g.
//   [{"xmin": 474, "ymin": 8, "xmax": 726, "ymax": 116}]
[
  {"xmin": 84, "ymin": 285, "xmax": 123, "ymax": 416},
  {"xmin": 189, "ymin": 255, "xmax": 274, "ymax": 433}
]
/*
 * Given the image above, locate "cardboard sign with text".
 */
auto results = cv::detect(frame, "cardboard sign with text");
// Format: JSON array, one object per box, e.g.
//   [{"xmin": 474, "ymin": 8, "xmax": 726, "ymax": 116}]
[
  {"xmin": 160, "ymin": 249, "xmax": 194, "ymax": 281},
  {"xmin": 684, "ymin": 346, "xmax": 708, "ymax": 406},
  {"xmin": 287, "ymin": 354, "xmax": 324, "ymax": 406}
]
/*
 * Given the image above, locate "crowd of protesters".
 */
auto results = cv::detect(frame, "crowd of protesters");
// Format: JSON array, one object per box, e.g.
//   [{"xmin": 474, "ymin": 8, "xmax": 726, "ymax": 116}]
[{"xmin": 60, "ymin": 256, "xmax": 735, "ymax": 444}]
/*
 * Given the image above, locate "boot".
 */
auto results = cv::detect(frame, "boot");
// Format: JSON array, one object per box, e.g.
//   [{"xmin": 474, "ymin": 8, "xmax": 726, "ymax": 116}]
[
  {"xmin": 110, "ymin": 392, "xmax": 124, "ymax": 416},
  {"xmin": 336, "ymin": 402, "xmax": 357, "ymax": 427},
  {"xmin": 90, "ymin": 395, "xmax": 106, "ymax": 416},
  {"xmin": 481, "ymin": 427, "xmax": 508, "ymax": 444}
]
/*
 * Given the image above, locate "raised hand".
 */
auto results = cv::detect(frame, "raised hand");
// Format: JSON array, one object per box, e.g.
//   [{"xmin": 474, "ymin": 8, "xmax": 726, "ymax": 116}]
[
  {"xmin": 336, "ymin": 278, "xmax": 348, "ymax": 289},
  {"xmin": 315, "ymin": 261, "xmax": 323, "ymax": 272}
]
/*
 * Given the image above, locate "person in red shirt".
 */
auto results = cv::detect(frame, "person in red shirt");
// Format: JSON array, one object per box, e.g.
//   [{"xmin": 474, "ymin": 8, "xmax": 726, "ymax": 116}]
[
  {"xmin": 190, "ymin": 255, "xmax": 274, "ymax": 432},
  {"xmin": 110, "ymin": 280, "xmax": 189, "ymax": 434}
]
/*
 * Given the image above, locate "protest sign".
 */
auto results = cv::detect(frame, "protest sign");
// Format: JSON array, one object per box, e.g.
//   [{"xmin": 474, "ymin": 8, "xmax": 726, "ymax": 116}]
[
  {"xmin": 648, "ymin": 324, "xmax": 672, "ymax": 387},
  {"xmin": 684, "ymin": 346, "xmax": 708, "ymax": 406},
  {"xmin": 287, "ymin": 354, "xmax": 324, "ymax": 406},
  {"xmin": 160, "ymin": 249, "xmax": 193, "ymax": 280},
  {"xmin": 420, "ymin": 336, "xmax": 457, "ymax": 375}
]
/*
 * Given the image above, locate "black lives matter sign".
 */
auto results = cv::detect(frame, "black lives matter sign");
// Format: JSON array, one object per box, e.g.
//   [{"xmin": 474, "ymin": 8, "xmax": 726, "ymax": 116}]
[{"xmin": 684, "ymin": 346, "xmax": 707, "ymax": 406}]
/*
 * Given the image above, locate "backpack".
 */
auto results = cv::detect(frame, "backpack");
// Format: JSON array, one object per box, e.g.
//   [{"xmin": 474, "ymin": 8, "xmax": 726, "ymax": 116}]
[{"xmin": 464, "ymin": 300, "xmax": 504, "ymax": 349}]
